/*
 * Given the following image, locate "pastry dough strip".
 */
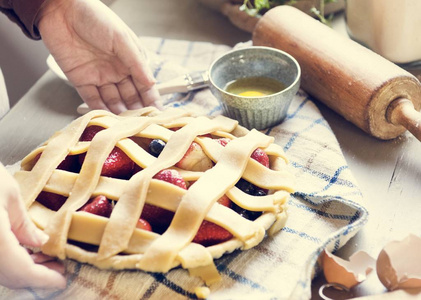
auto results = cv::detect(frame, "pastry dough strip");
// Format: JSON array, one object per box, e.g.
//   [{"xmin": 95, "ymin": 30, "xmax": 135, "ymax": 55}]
[
  {"xmin": 14, "ymin": 110, "xmax": 112, "ymax": 208},
  {"xmin": 197, "ymin": 138, "xmax": 295, "ymax": 191},
  {"xmin": 97, "ymin": 116, "xmax": 239, "ymax": 259},
  {"xmin": 137, "ymin": 129, "xmax": 273, "ymax": 272},
  {"xmin": 29, "ymin": 170, "xmax": 286, "ymax": 243},
  {"xmin": 21, "ymin": 108, "xmax": 292, "ymax": 279},
  {"xmin": 42, "ymin": 109, "xmax": 191, "ymax": 258}
]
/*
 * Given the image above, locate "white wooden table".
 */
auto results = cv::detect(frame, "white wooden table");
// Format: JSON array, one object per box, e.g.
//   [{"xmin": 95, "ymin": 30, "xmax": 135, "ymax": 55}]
[{"xmin": 1, "ymin": 1, "xmax": 420, "ymax": 298}]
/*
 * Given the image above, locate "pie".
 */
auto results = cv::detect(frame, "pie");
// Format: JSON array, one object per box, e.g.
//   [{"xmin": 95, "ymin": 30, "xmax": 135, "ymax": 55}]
[{"xmin": 14, "ymin": 107, "xmax": 295, "ymax": 287}]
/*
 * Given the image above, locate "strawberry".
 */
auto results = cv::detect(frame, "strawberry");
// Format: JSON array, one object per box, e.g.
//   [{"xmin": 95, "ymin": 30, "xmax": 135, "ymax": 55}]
[
  {"xmin": 141, "ymin": 169, "xmax": 187, "ymax": 233},
  {"xmin": 251, "ymin": 148, "xmax": 270, "ymax": 168},
  {"xmin": 57, "ymin": 155, "xmax": 80, "ymax": 172},
  {"xmin": 133, "ymin": 163, "xmax": 143, "ymax": 175},
  {"xmin": 136, "ymin": 218, "xmax": 152, "ymax": 231},
  {"xmin": 153, "ymin": 169, "xmax": 187, "ymax": 189},
  {"xmin": 216, "ymin": 137, "xmax": 230, "ymax": 147},
  {"xmin": 217, "ymin": 138, "xmax": 269, "ymax": 168},
  {"xmin": 192, "ymin": 195, "xmax": 233, "ymax": 247},
  {"xmin": 80, "ymin": 125, "xmax": 104, "ymax": 141},
  {"xmin": 79, "ymin": 126, "xmax": 135, "ymax": 179},
  {"xmin": 140, "ymin": 204, "xmax": 174, "ymax": 234},
  {"xmin": 36, "ymin": 191, "xmax": 67, "ymax": 211},
  {"xmin": 175, "ymin": 142, "xmax": 213, "ymax": 171},
  {"xmin": 34, "ymin": 153, "xmax": 79, "ymax": 173},
  {"xmin": 78, "ymin": 195, "xmax": 113, "ymax": 218}
]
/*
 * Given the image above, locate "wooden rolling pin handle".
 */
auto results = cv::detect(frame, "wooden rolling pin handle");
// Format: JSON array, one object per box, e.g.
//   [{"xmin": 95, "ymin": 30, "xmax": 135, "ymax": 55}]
[
  {"xmin": 252, "ymin": 6, "xmax": 421, "ymax": 140},
  {"xmin": 387, "ymin": 98, "xmax": 421, "ymax": 141}
]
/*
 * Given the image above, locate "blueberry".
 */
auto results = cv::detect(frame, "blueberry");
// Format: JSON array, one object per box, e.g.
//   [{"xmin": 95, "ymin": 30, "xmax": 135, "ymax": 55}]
[
  {"xmin": 235, "ymin": 179, "xmax": 268, "ymax": 196},
  {"xmin": 149, "ymin": 139, "xmax": 166, "ymax": 157},
  {"xmin": 253, "ymin": 188, "xmax": 268, "ymax": 197},
  {"xmin": 234, "ymin": 179, "xmax": 267, "ymax": 221},
  {"xmin": 232, "ymin": 203, "xmax": 262, "ymax": 221},
  {"xmin": 235, "ymin": 179, "xmax": 255, "ymax": 195}
]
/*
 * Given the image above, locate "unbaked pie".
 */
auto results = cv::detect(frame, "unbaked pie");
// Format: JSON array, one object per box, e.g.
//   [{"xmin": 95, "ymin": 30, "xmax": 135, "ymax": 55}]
[{"xmin": 14, "ymin": 107, "xmax": 295, "ymax": 286}]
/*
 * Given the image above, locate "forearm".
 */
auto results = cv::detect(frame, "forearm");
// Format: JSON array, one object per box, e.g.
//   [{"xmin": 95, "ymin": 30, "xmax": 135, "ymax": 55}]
[{"xmin": 0, "ymin": 0, "xmax": 47, "ymax": 39}]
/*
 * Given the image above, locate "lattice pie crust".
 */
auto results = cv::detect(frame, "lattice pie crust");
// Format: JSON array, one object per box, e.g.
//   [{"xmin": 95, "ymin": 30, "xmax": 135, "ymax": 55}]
[{"xmin": 14, "ymin": 107, "xmax": 295, "ymax": 285}]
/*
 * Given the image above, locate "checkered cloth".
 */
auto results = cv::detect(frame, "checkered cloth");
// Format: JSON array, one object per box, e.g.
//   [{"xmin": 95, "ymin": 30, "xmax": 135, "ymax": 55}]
[{"xmin": 2, "ymin": 37, "xmax": 368, "ymax": 300}]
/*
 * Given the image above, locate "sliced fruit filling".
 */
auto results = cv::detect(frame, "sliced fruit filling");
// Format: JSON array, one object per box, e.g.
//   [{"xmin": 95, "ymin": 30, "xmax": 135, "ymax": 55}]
[{"xmin": 33, "ymin": 124, "xmax": 275, "ymax": 248}]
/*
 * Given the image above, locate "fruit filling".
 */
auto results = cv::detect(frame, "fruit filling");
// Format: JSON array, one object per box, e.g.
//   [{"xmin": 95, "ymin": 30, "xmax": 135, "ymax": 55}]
[
  {"xmin": 33, "ymin": 125, "xmax": 275, "ymax": 248},
  {"xmin": 17, "ymin": 108, "xmax": 294, "ymax": 287}
]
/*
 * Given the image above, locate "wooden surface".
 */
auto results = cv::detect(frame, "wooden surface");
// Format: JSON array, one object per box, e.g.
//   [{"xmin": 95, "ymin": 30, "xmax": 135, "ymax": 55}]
[{"xmin": 1, "ymin": 0, "xmax": 421, "ymax": 298}]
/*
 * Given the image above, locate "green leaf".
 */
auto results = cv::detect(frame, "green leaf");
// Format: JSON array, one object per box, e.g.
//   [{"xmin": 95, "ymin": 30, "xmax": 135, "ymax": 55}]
[{"xmin": 241, "ymin": 0, "xmax": 338, "ymax": 24}]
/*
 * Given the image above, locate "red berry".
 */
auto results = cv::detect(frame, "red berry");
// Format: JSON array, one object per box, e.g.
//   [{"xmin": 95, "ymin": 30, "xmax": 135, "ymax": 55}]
[
  {"xmin": 79, "ymin": 126, "xmax": 135, "ymax": 179},
  {"xmin": 216, "ymin": 138, "xmax": 231, "ymax": 147},
  {"xmin": 136, "ymin": 218, "xmax": 152, "ymax": 231},
  {"xmin": 140, "ymin": 204, "xmax": 174, "ymax": 234},
  {"xmin": 57, "ymin": 155, "xmax": 80, "ymax": 172},
  {"xmin": 217, "ymin": 194, "xmax": 231, "ymax": 207},
  {"xmin": 192, "ymin": 195, "xmax": 233, "ymax": 247},
  {"xmin": 153, "ymin": 169, "xmax": 187, "ymax": 189},
  {"xmin": 251, "ymin": 148, "xmax": 270, "ymax": 168},
  {"xmin": 133, "ymin": 163, "xmax": 142, "ymax": 175},
  {"xmin": 80, "ymin": 125, "xmax": 104, "ymax": 142},
  {"xmin": 193, "ymin": 221, "xmax": 233, "ymax": 247},
  {"xmin": 101, "ymin": 148, "xmax": 135, "ymax": 179},
  {"xmin": 140, "ymin": 169, "xmax": 186, "ymax": 233},
  {"xmin": 36, "ymin": 191, "xmax": 67, "ymax": 211},
  {"xmin": 79, "ymin": 195, "xmax": 113, "ymax": 218},
  {"xmin": 34, "ymin": 153, "xmax": 79, "ymax": 173},
  {"xmin": 218, "ymin": 138, "xmax": 269, "ymax": 168}
]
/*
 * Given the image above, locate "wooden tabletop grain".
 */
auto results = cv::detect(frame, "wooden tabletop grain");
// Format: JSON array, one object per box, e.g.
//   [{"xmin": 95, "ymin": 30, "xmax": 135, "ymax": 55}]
[{"xmin": 1, "ymin": 1, "xmax": 420, "ymax": 299}]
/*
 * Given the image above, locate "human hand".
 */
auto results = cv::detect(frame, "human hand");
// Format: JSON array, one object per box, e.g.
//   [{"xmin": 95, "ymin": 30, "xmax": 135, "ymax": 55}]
[
  {"xmin": 37, "ymin": 0, "xmax": 161, "ymax": 114},
  {"xmin": 0, "ymin": 163, "xmax": 66, "ymax": 289}
]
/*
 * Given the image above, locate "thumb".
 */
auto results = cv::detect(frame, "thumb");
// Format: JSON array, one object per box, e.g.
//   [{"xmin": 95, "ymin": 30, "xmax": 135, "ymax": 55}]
[{"xmin": 7, "ymin": 189, "xmax": 49, "ymax": 247}]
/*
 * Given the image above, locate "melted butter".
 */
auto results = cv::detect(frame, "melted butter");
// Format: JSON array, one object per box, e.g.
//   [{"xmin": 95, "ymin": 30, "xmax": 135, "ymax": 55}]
[
  {"xmin": 225, "ymin": 76, "xmax": 286, "ymax": 97},
  {"xmin": 239, "ymin": 91, "xmax": 266, "ymax": 97}
]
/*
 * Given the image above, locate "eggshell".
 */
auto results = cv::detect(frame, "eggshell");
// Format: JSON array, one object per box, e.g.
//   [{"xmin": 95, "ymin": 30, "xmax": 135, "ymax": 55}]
[
  {"xmin": 322, "ymin": 249, "xmax": 376, "ymax": 289},
  {"xmin": 377, "ymin": 234, "xmax": 421, "ymax": 291}
]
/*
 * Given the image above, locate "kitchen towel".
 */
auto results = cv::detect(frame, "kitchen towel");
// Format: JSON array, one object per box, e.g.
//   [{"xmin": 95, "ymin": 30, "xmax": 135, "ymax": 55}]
[{"xmin": 1, "ymin": 37, "xmax": 368, "ymax": 300}]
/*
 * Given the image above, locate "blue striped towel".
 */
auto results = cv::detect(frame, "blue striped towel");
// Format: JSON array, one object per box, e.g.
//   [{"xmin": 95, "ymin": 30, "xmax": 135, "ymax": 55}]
[
  {"xmin": 142, "ymin": 37, "xmax": 369, "ymax": 299},
  {"xmin": 2, "ymin": 38, "xmax": 368, "ymax": 300}
]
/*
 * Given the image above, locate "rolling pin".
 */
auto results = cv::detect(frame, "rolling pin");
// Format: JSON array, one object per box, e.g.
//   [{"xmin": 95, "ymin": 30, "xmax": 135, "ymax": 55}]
[{"xmin": 252, "ymin": 6, "xmax": 421, "ymax": 140}]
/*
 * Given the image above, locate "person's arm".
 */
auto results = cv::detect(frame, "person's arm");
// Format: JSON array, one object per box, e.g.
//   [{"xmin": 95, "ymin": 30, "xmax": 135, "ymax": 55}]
[
  {"xmin": 0, "ymin": 163, "xmax": 66, "ymax": 289},
  {"xmin": 1, "ymin": 0, "xmax": 161, "ymax": 114},
  {"xmin": 0, "ymin": 0, "xmax": 46, "ymax": 39}
]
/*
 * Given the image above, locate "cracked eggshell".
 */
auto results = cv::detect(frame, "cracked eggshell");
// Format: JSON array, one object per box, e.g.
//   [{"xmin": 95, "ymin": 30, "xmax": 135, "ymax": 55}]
[
  {"xmin": 377, "ymin": 234, "xmax": 421, "ymax": 291},
  {"xmin": 322, "ymin": 249, "xmax": 376, "ymax": 289}
]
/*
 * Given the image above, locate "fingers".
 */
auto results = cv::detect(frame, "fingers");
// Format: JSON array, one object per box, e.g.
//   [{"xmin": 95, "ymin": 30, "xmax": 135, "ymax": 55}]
[
  {"xmin": 114, "ymin": 31, "xmax": 161, "ymax": 107},
  {"xmin": 1, "ymin": 166, "xmax": 48, "ymax": 248},
  {"xmin": 8, "ymin": 199, "xmax": 49, "ymax": 248},
  {"xmin": 77, "ymin": 85, "xmax": 108, "ymax": 111},
  {"xmin": 140, "ymin": 86, "xmax": 163, "ymax": 109},
  {"xmin": 77, "ymin": 78, "xmax": 161, "ymax": 114},
  {"xmin": 116, "ymin": 77, "xmax": 142, "ymax": 110},
  {"xmin": 0, "ymin": 210, "xmax": 66, "ymax": 289},
  {"xmin": 31, "ymin": 252, "xmax": 66, "ymax": 274},
  {"xmin": 98, "ymin": 84, "xmax": 126, "ymax": 114}
]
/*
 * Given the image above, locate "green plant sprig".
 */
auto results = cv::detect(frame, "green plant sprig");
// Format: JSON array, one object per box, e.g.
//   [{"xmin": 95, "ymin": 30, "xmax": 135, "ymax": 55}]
[{"xmin": 240, "ymin": 0, "xmax": 338, "ymax": 25}]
